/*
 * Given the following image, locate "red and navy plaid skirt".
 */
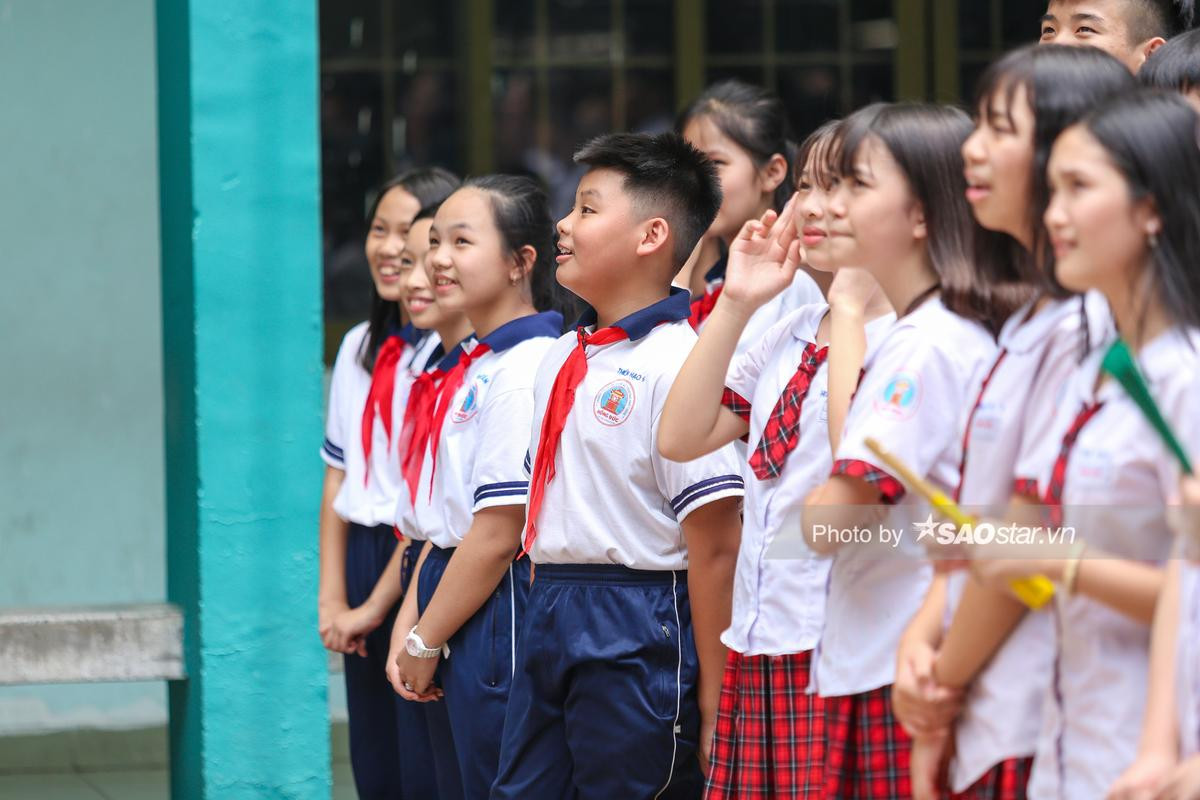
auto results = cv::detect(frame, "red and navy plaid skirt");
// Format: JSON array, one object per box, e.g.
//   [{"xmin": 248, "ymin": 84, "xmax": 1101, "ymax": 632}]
[
  {"xmin": 822, "ymin": 685, "xmax": 912, "ymax": 799},
  {"xmin": 949, "ymin": 756, "xmax": 1033, "ymax": 800},
  {"xmin": 703, "ymin": 649, "xmax": 825, "ymax": 799}
]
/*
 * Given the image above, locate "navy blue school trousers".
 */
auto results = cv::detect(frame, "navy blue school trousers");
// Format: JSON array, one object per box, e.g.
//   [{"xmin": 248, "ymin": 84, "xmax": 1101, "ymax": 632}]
[
  {"xmin": 416, "ymin": 543, "xmax": 530, "ymax": 799},
  {"xmin": 343, "ymin": 523, "xmax": 439, "ymax": 800},
  {"xmin": 491, "ymin": 564, "xmax": 703, "ymax": 800}
]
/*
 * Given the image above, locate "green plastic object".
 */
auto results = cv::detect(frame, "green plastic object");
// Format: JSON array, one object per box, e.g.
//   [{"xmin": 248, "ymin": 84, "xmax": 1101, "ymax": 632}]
[{"xmin": 1101, "ymin": 338, "xmax": 1194, "ymax": 475}]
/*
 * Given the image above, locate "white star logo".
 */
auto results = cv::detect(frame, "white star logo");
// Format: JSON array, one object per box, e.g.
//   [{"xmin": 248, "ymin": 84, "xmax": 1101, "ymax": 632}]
[{"xmin": 914, "ymin": 513, "xmax": 938, "ymax": 542}]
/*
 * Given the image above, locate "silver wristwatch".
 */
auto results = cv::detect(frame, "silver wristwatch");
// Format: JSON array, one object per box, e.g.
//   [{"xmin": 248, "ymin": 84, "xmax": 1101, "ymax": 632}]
[{"xmin": 405, "ymin": 626, "xmax": 449, "ymax": 659}]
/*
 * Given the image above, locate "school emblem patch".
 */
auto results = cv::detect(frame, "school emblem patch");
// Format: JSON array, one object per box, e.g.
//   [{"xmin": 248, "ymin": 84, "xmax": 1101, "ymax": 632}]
[
  {"xmin": 452, "ymin": 377, "xmax": 485, "ymax": 423},
  {"xmin": 873, "ymin": 371, "xmax": 920, "ymax": 421},
  {"xmin": 594, "ymin": 379, "xmax": 636, "ymax": 426}
]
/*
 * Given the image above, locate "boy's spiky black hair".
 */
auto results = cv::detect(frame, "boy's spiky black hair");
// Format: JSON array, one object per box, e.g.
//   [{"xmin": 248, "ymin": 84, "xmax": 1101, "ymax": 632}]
[
  {"xmin": 573, "ymin": 131, "xmax": 723, "ymax": 268},
  {"xmin": 1127, "ymin": 0, "xmax": 1197, "ymax": 42},
  {"xmin": 1140, "ymin": 26, "xmax": 1200, "ymax": 88}
]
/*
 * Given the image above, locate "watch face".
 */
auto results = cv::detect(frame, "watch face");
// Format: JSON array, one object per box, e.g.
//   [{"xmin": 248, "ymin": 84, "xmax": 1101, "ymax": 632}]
[{"xmin": 406, "ymin": 631, "xmax": 438, "ymax": 658}]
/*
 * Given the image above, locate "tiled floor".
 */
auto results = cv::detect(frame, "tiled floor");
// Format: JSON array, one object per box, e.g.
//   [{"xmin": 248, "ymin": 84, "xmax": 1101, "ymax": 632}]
[{"xmin": 0, "ymin": 763, "xmax": 358, "ymax": 800}]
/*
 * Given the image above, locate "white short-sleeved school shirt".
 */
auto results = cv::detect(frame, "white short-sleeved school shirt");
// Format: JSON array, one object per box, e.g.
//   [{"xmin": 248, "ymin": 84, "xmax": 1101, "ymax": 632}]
[
  {"xmin": 1011, "ymin": 290, "xmax": 1115, "ymax": 500},
  {"xmin": 1025, "ymin": 325, "xmax": 1200, "ymax": 800},
  {"xmin": 406, "ymin": 312, "xmax": 561, "ymax": 550},
  {"xmin": 813, "ymin": 296, "xmax": 998, "ymax": 697},
  {"xmin": 693, "ymin": 257, "xmax": 826, "ymax": 358},
  {"xmin": 945, "ymin": 294, "xmax": 1110, "ymax": 792},
  {"xmin": 321, "ymin": 322, "xmax": 440, "ymax": 527},
  {"xmin": 393, "ymin": 339, "xmax": 473, "ymax": 540},
  {"xmin": 721, "ymin": 304, "xmax": 895, "ymax": 656},
  {"xmin": 525, "ymin": 288, "xmax": 745, "ymax": 571}
]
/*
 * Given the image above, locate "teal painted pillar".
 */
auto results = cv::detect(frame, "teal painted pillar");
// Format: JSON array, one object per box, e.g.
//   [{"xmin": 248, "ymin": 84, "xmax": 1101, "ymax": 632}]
[{"xmin": 156, "ymin": 1, "xmax": 329, "ymax": 798}]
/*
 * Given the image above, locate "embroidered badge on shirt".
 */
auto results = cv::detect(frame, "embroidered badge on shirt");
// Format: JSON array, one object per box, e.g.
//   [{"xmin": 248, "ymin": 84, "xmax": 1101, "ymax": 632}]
[
  {"xmin": 873, "ymin": 371, "xmax": 921, "ymax": 421},
  {"xmin": 452, "ymin": 375, "xmax": 488, "ymax": 423},
  {"xmin": 594, "ymin": 378, "xmax": 636, "ymax": 426}
]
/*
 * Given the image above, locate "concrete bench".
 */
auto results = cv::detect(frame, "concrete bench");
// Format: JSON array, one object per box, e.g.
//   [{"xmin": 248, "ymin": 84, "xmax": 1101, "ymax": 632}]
[
  {"xmin": 0, "ymin": 604, "xmax": 185, "ymax": 685},
  {"xmin": 0, "ymin": 603, "xmax": 346, "ymax": 685}
]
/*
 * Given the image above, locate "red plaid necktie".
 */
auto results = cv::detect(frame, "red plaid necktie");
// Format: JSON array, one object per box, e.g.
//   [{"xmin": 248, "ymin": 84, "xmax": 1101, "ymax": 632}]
[
  {"xmin": 397, "ymin": 366, "xmax": 447, "ymax": 507},
  {"xmin": 1043, "ymin": 401, "xmax": 1104, "ymax": 527},
  {"xmin": 425, "ymin": 343, "xmax": 492, "ymax": 498},
  {"xmin": 689, "ymin": 284, "xmax": 723, "ymax": 330},
  {"xmin": 523, "ymin": 326, "xmax": 629, "ymax": 553},
  {"xmin": 747, "ymin": 343, "xmax": 829, "ymax": 480},
  {"xmin": 360, "ymin": 335, "xmax": 405, "ymax": 486}
]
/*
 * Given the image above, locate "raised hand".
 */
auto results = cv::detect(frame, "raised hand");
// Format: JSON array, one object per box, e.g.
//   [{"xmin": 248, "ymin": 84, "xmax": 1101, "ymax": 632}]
[{"xmin": 721, "ymin": 194, "xmax": 804, "ymax": 313}]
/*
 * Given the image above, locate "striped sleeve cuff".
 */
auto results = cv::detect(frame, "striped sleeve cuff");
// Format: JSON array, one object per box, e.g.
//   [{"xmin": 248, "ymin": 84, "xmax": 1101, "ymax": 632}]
[
  {"xmin": 831, "ymin": 458, "xmax": 905, "ymax": 504},
  {"xmin": 671, "ymin": 474, "xmax": 745, "ymax": 521},
  {"xmin": 321, "ymin": 438, "xmax": 345, "ymax": 468},
  {"xmin": 473, "ymin": 480, "xmax": 530, "ymax": 511},
  {"xmin": 523, "ymin": 450, "xmax": 532, "ymax": 477}
]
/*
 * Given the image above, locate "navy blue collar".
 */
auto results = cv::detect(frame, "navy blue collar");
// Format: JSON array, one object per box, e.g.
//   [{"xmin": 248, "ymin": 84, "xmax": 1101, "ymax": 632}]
[
  {"xmin": 479, "ymin": 311, "xmax": 563, "ymax": 353},
  {"xmin": 391, "ymin": 322, "xmax": 425, "ymax": 347},
  {"xmin": 703, "ymin": 255, "xmax": 728, "ymax": 285},
  {"xmin": 420, "ymin": 341, "xmax": 447, "ymax": 372},
  {"xmin": 575, "ymin": 287, "xmax": 691, "ymax": 341},
  {"xmin": 431, "ymin": 339, "xmax": 470, "ymax": 372}
]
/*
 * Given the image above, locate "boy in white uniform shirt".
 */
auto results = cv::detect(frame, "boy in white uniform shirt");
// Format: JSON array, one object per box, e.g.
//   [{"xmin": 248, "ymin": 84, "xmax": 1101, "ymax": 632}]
[{"xmin": 491, "ymin": 132, "xmax": 745, "ymax": 800}]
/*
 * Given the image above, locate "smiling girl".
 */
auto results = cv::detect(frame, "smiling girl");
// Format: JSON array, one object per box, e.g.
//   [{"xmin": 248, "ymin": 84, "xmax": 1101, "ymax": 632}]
[
  {"xmin": 318, "ymin": 168, "xmax": 459, "ymax": 799},
  {"xmin": 375, "ymin": 200, "xmax": 473, "ymax": 800},
  {"xmin": 389, "ymin": 175, "xmax": 573, "ymax": 798}
]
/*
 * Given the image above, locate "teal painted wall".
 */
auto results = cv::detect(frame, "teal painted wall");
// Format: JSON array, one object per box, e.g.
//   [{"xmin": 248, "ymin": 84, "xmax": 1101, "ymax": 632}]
[
  {"xmin": 0, "ymin": 0, "xmax": 167, "ymax": 734},
  {"xmin": 0, "ymin": 2, "xmax": 347, "ymax": 758},
  {"xmin": 157, "ymin": 0, "xmax": 330, "ymax": 795}
]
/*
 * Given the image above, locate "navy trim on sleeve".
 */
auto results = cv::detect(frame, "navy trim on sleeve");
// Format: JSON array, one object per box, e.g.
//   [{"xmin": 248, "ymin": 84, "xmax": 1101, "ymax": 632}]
[
  {"xmin": 474, "ymin": 481, "xmax": 530, "ymax": 505},
  {"xmin": 523, "ymin": 450, "xmax": 532, "ymax": 475},
  {"xmin": 670, "ymin": 474, "xmax": 745, "ymax": 515},
  {"xmin": 322, "ymin": 438, "xmax": 345, "ymax": 463}
]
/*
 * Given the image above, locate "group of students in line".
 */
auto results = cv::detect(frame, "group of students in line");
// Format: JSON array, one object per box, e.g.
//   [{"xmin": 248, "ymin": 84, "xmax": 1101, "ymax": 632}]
[{"xmin": 316, "ymin": 1, "xmax": 1200, "ymax": 798}]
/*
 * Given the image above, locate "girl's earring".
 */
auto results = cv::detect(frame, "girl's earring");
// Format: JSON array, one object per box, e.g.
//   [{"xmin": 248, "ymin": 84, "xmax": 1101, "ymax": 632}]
[{"xmin": 1149, "ymin": 231, "xmax": 1160, "ymax": 249}]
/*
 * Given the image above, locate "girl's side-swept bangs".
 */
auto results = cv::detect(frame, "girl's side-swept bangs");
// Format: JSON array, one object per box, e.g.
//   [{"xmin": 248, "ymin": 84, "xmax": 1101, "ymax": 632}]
[{"xmin": 794, "ymin": 118, "xmax": 841, "ymax": 190}]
